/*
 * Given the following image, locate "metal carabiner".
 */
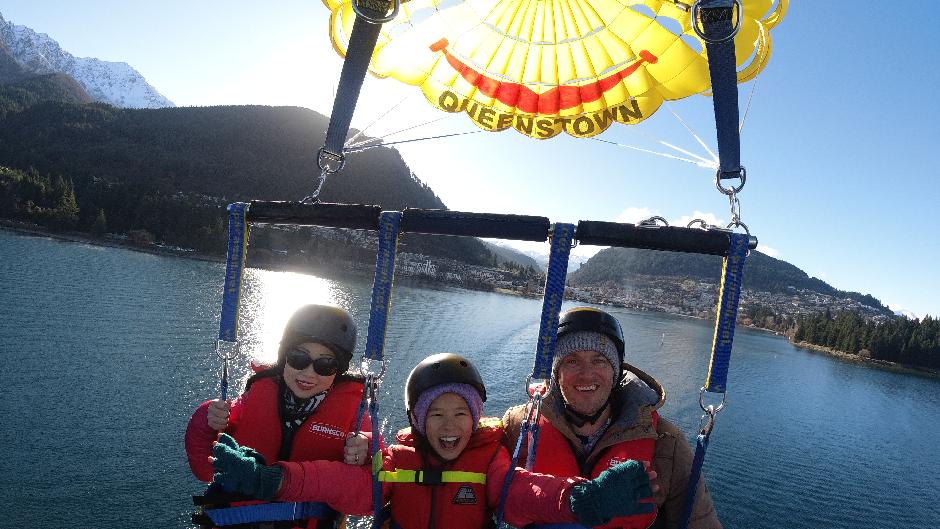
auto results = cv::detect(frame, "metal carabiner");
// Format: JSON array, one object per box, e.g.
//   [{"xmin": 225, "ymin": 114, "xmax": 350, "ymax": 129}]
[
  {"xmin": 698, "ymin": 386, "xmax": 726, "ymax": 414},
  {"xmin": 691, "ymin": 0, "xmax": 743, "ymax": 44},
  {"xmin": 638, "ymin": 216, "xmax": 669, "ymax": 228},
  {"xmin": 351, "ymin": 0, "xmax": 400, "ymax": 24}
]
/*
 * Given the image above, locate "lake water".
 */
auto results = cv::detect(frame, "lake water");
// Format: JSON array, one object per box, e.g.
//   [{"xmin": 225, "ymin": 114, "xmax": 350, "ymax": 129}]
[{"xmin": 1, "ymin": 229, "xmax": 938, "ymax": 529}]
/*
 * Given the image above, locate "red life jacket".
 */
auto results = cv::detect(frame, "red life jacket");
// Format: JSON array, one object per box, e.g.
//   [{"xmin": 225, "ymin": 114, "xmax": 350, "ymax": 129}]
[
  {"xmin": 224, "ymin": 376, "xmax": 364, "ymax": 528},
  {"xmin": 383, "ymin": 421, "xmax": 503, "ymax": 529},
  {"xmin": 530, "ymin": 412, "xmax": 659, "ymax": 529},
  {"xmin": 229, "ymin": 376, "xmax": 363, "ymax": 464}
]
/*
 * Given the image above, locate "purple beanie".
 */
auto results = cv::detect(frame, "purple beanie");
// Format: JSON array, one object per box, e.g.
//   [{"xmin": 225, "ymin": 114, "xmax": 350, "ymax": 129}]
[{"xmin": 411, "ymin": 382, "xmax": 484, "ymax": 435}]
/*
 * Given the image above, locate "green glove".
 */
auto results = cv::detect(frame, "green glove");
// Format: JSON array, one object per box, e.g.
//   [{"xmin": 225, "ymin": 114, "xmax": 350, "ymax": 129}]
[
  {"xmin": 569, "ymin": 460, "xmax": 654, "ymax": 527},
  {"xmin": 212, "ymin": 434, "xmax": 283, "ymax": 500}
]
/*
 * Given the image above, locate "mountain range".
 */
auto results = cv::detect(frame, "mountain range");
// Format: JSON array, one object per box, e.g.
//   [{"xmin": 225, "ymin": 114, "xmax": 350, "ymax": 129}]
[{"xmin": 0, "ymin": 12, "xmax": 173, "ymax": 108}]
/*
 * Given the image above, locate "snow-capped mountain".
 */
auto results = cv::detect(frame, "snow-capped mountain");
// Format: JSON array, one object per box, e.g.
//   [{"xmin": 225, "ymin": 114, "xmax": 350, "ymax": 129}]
[{"xmin": 0, "ymin": 12, "xmax": 174, "ymax": 108}]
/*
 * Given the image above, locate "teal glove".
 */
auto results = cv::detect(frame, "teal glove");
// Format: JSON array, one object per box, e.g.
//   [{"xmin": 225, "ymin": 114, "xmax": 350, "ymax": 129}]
[
  {"xmin": 212, "ymin": 434, "xmax": 283, "ymax": 500},
  {"xmin": 569, "ymin": 460, "xmax": 654, "ymax": 527}
]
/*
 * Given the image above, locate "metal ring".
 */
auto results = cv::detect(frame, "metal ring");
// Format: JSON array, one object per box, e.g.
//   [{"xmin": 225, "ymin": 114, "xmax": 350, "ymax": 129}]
[
  {"xmin": 638, "ymin": 216, "xmax": 669, "ymax": 228},
  {"xmin": 715, "ymin": 166, "xmax": 746, "ymax": 195},
  {"xmin": 216, "ymin": 339, "xmax": 240, "ymax": 362},
  {"xmin": 725, "ymin": 220, "xmax": 751, "ymax": 238},
  {"xmin": 318, "ymin": 148, "xmax": 346, "ymax": 174},
  {"xmin": 687, "ymin": 219, "xmax": 709, "ymax": 230},
  {"xmin": 351, "ymin": 0, "xmax": 400, "ymax": 24},
  {"xmin": 691, "ymin": 0, "xmax": 743, "ymax": 44},
  {"xmin": 358, "ymin": 356, "xmax": 388, "ymax": 380},
  {"xmin": 699, "ymin": 386, "xmax": 726, "ymax": 414}
]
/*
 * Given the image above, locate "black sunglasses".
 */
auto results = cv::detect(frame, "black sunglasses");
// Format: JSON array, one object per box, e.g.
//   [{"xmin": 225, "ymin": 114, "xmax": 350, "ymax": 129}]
[{"xmin": 285, "ymin": 349, "xmax": 339, "ymax": 376}]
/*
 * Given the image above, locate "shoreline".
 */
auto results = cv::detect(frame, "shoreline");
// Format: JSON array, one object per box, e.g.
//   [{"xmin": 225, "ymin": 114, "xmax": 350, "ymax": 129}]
[
  {"xmin": 792, "ymin": 340, "xmax": 940, "ymax": 379},
  {"xmin": 5, "ymin": 222, "xmax": 937, "ymax": 379}
]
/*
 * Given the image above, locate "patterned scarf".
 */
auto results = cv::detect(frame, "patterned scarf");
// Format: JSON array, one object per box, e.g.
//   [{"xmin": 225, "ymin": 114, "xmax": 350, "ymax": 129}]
[{"xmin": 281, "ymin": 384, "xmax": 328, "ymax": 430}]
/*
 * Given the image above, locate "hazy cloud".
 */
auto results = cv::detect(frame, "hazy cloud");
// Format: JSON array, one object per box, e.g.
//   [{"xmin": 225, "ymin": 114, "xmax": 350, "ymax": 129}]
[
  {"xmin": 669, "ymin": 210, "xmax": 724, "ymax": 228},
  {"xmin": 759, "ymin": 245, "xmax": 780, "ymax": 258},
  {"xmin": 615, "ymin": 207, "xmax": 657, "ymax": 224}
]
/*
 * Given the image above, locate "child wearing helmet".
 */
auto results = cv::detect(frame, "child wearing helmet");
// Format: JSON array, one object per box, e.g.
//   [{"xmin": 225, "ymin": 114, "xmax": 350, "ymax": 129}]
[
  {"xmin": 210, "ymin": 353, "xmax": 658, "ymax": 529},
  {"xmin": 185, "ymin": 304, "xmax": 375, "ymax": 528}
]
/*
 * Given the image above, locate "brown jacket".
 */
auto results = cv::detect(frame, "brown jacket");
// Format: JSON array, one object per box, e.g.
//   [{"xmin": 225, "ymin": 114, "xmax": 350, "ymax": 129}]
[{"xmin": 502, "ymin": 362, "xmax": 722, "ymax": 529}]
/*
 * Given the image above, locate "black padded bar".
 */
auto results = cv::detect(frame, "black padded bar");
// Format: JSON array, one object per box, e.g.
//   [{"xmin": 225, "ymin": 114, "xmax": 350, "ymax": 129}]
[
  {"xmin": 576, "ymin": 221, "xmax": 741, "ymax": 256},
  {"xmin": 401, "ymin": 209, "xmax": 550, "ymax": 242},
  {"xmin": 246, "ymin": 201, "xmax": 381, "ymax": 230}
]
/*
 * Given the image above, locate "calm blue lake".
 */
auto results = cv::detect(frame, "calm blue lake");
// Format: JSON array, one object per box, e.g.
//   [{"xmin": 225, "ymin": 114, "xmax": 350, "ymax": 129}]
[{"xmin": 1, "ymin": 229, "xmax": 938, "ymax": 529}]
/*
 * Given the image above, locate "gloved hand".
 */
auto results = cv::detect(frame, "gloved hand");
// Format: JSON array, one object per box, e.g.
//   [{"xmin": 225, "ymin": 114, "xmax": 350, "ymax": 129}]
[
  {"xmin": 211, "ymin": 434, "xmax": 283, "ymax": 500},
  {"xmin": 569, "ymin": 460, "xmax": 654, "ymax": 527}
]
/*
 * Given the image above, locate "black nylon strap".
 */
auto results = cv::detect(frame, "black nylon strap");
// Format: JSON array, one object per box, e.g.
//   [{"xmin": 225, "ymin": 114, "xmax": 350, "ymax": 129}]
[
  {"xmin": 322, "ymin": 3, "xmax": 390, "ymax": 156},
  {"xmin": 701, "ymin": 7, "xmax": 742, "ymax": 179}
]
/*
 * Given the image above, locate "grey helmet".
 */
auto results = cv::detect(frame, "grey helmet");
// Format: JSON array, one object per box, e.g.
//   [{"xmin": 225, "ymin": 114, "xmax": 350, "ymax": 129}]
[
  {"xmin": 278, "ymin": 304, "xmax": 357, "ymax": 374},
  {"xmin": 405, "ymin": 353, "xmax": 486, "ymax": 414}
]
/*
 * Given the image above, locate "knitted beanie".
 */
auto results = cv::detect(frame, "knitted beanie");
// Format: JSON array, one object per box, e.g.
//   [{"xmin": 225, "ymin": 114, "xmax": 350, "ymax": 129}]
[
  {"xmin": 411, "ymin": 382, "xmax": 484, "ymax": 435},
  {"xmin": 552, "ymin": 331, "xmax": 621, "ymax": 382}
]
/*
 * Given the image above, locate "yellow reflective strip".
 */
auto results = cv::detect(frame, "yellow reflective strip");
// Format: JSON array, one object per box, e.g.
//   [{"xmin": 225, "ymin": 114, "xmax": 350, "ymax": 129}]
[
  {"xmin": 441, "ymin": 471, "xmax": 486, "ymax": 484},
  {"xmin": 377, "ymin": 470, "xmax": 417, "ymax": 483}
]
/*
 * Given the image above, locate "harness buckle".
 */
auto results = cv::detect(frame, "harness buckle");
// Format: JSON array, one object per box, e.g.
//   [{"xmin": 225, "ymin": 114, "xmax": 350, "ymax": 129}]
[{"xmin": 418, "ymin": 469, "xmax": 443, "ymax": 485}]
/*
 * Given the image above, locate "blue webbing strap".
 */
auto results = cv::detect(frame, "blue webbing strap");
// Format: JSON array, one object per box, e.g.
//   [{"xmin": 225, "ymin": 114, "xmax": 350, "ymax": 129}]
[
  {"xmin": 679, "ymin": 232, "xmax": 748, "ymax": 529},
  {"xmin": 368, "ymin": 378, "xmax": 383, "ymax": 529},
  {"xmin": 364, "ymin": 211, "xmax": 401, "ymax": 361},
  {"xmin": 524, "ymin": 393, "xmax": 544, "ymax": 471},
  {"xmin": 531, "ymin": 223, "xmax": 575, "ymax": 380},
  {"xmin": 218, "ymin": 203, "xmax": 249, "ymax": 342},
  {"xmin": 699, "ymin": 0, "xmax": 743, "ymax": 179},
  {"xmin": 322, "ymin": 4, "xmax": 388, "ymax": 158},
  {"xmin": 678, "ymin": 431, "xmax": 711, "ymax": 529},
  {"xmin": 494, "ymin": 404, "xmax": 533, "ymax": 527},
  {"xmin": 704, "ymin": 232, "xmax": 749, "ymax": 393},
  {"xmin": 217, "ymin": 202, "xmax": 250, "ymax": 400},
  {"xmin": 205, "ymin": 501, "xmax": 337, "ymax": 526}
]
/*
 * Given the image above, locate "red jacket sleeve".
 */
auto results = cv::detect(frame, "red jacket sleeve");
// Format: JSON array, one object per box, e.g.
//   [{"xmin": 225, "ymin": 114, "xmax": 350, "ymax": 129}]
[
  {"xmin": 185, "ymin": 400, "xmax": 218, "ymax": 482},
  {"xmin": 275, "ymin": 459, "xmax": 385, "ymax": 515},
  {"xmin": 486, "ymin": 445, "xmax": 581, "ymax": 527}
]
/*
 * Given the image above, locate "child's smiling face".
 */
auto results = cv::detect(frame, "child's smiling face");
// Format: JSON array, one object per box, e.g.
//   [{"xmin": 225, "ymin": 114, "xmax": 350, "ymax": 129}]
[{"xmin": 421, "ymin": 392, "xmax": 474, "ymax": 461}]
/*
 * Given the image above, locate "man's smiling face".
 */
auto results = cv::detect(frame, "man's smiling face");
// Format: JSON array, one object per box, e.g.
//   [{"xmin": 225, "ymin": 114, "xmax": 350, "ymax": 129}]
[{"xmin": 557, "ymin": 349, "xmax": 615, "ymax": 416}]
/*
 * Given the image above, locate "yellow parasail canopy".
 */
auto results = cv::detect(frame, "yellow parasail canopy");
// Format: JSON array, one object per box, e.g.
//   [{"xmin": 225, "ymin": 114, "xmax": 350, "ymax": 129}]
[{"xmin": 323, "ymin": 0, "xmax": 787, "ymax": 139}]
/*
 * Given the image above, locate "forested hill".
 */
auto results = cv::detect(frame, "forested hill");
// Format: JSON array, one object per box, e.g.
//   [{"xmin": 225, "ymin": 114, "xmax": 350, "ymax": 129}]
[
  {"xmin": 570, "ymin": 246, "xmax": 890, "ymax": 314},
  {"xmin": 0, "ymin": 72, "xmax": 498, "ymax": 265},
  {"xmin": 0, "ymin": 101, "xmax": 444, "ymax": 207}
]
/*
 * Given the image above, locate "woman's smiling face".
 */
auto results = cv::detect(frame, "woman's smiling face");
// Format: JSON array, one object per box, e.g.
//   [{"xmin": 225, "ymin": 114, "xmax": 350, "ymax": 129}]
[
  {"xmin": 421, "ymin": 392, "xmax": 474, "ymax": 461},
  {"xmin": 282, "ymin": 342, "xmax": 337, "ymax": 399}
]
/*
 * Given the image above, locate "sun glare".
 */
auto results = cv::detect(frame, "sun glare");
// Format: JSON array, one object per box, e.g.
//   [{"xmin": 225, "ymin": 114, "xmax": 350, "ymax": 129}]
[{"xmin": 237, "ymin": 269, "xmax": 344, "ymax": 365}]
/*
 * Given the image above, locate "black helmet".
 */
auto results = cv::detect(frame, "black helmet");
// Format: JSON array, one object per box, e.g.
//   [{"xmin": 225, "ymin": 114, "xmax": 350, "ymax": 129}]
[
  {"xmin": 557, "ymin": 307, "xmax": 625, "ymax": 361},
  {"xmin": 278, "ymin": 305, "xmax": 357, "ymax": 374},
  {"xmin": 405, "ymin": 353, "xmax": 486, "ymax": 413}
]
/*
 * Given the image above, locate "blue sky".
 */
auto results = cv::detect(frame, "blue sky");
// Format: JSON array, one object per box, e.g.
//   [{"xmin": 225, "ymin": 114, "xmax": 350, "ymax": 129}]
[{"xmin": 3, "ymin": 1, "xmax": 938, "ymax": 318}]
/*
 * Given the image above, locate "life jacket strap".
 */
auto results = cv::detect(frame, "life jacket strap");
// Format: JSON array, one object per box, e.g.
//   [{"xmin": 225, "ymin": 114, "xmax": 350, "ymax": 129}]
[{"xmin": 377, "ymin": 469, "xmax": 486, "ymax": 485}]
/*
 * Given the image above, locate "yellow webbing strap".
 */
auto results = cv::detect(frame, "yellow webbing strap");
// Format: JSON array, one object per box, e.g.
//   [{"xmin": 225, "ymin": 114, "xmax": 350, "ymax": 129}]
[{"xmin": 377, "ymin": 469, "xmax": 486, "ymax": 484}]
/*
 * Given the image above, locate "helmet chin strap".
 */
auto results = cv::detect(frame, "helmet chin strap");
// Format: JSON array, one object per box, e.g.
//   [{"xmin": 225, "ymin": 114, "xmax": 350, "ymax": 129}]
[{"xmin": 563, "ymin": 397, "xmax": 612, "ymax": 428}]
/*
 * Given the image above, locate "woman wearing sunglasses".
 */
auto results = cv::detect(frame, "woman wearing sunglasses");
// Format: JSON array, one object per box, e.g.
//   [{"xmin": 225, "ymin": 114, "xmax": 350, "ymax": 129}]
[{"xmin": 185, "ymin": 304, "xmax": 374, "ymax": 529}]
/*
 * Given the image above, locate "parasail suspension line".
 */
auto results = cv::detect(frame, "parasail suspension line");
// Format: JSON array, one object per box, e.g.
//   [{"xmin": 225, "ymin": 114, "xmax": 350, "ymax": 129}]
[
  {"xmin": 344, "ymin": 116, "xmax": 450, "ymax": 151},
  {"xmin": 739, "ymin": 78, "xmax": 760, "ymax": 134},
  {"xmin": 344, "ymin": 95, "xmax": 412, "ymax": 149},
  {"xmin": 664, "ymin": 105, "xmax": 720, "ymax": 164},
  {"xmin": 343, "ymin": 130, "xmax": 483, "ymax": 154},
  {"xmin": 590, "ymin": 137, "xmax": 713, "ymax": 168}
]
